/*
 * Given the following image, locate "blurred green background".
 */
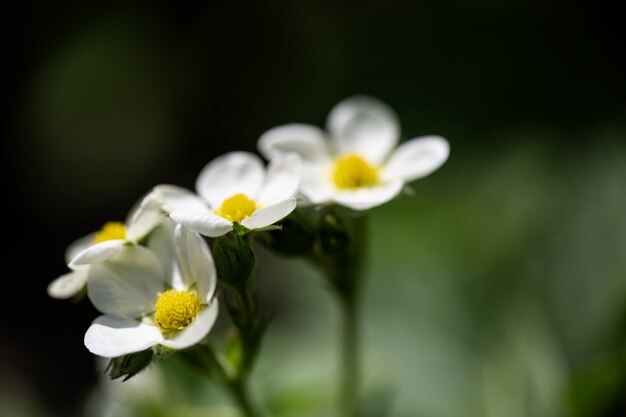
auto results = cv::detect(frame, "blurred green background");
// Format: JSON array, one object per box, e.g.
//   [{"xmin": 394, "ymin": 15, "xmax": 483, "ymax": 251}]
[{"xmin": 3, "ymin": 1, "xmax": 625, "ymax": 417}]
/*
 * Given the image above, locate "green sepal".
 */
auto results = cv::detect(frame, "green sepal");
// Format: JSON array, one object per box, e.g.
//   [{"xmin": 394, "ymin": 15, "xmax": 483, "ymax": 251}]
[
  {"xmin": 105, "ymin": 349, "xmax": 154, "ymax": 381},
  {"xmin": 153, "ymin": 344, "xmax": 175, "ymax": 357},
  {"xmin": 232, "ymin": 223, "xmax": 250, "ymax": 236},
  {"xmin": 250, "ymin": 224, "xmax": 283, "ymax": 233},
  {"xmin": 69, "ymin": 285, "xmax": 88, "ymax": 303}
]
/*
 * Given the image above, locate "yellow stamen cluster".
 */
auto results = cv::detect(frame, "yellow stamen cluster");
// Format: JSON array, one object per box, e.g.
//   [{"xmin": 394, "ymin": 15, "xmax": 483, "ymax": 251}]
[
  {"xmin": 154, "ymin": 289, "xmax": 200, "ymax": 332},
  {"xmin": 215, "ymin": 193, "xmax": 257, "ymax": 222},
  {"xmin": 332, "ymin": 154, "xmax": 379, "ymax": 189},
  {"xmin": 93, "ymin": 222, "xmax": 127, "ymax": 244}
]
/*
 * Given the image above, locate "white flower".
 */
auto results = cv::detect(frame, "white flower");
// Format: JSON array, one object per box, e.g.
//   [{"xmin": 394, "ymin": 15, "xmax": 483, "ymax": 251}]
[
  {"xmin": 48, "ymin": 192, "xmax": 165, "ymax": 299},
  {"xmin": 154, "ymin": 151, "xmax": 301, "ymax": 237},
  {"xmin": 47, "ymin": 234, "xmax": 94, "ymax": 299},
  {"xmin": 69, "ymin": 192, "xmax": 165, "ymax": 266},
  {"xmin": 258, "ymin": 95, "xmax": 450, "ymax": 210},
  {"xmin": 84, "ymin": 224, "xmax": 219, "ymax": 357}
]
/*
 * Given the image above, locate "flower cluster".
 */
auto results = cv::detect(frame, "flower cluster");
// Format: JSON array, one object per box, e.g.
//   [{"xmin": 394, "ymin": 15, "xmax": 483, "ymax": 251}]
[{"xmin": 48, "ymin": 95, "xmax": 449, "ymax": 412}]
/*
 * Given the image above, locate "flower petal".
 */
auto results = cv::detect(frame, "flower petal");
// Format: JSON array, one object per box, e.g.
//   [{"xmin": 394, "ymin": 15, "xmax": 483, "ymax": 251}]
[
  {"xmin": 153, "ymin": 184, "xmax": 209, "ymax": 214},
  {"xmin": 70, "ymin": 240, "xmax": 126, "ymax": 266},
  {"xmin": 47, "ymin": 269, "xmax": 88, "ymax": 299},
  {"xmin": 257, "ymin": 124, "xmax": 330, "ymax": 164},
  {"xmin": 65, "ymin": 233, "xmax": 96, "ymax": 264},
  {"xmin": 169, "ymin": 209, "xmax": 233, "ymax": 237},
  {"xmin": 241, "ymin": 198, "xmax": 297, "ymax": 229},
  {"xmin": 145, "ymin": 220, "xmax": 180, "ymax": 288},
  {"xmin": 257, "ymin": 153, "xmax": 302, "ymax": 206},
  {"xmin": 174, "ymin": 224, "xmax": 216, "ymax": 301},
  {"xmin": 195, "ymin": 152, "xmax": 265, "ymax": 207},
  {"xmin": 87, "ymin": 245, "xmax": 164, "ymax": 318},
  {"xmin": 326, "ymin": 95, "xmax": 400, "ymax": 163},
  {"xmin": 84, "ymin": 315, "xmax": 163, "ymax": 358},
  {"xmin": 299, "ymin": 181, "xmax": 334, "ymax": 205},
  {"xmin": 297, "ymin": 163, "xmax": 335, "ymax": 204},
  {"xmin": 160, "ymin": 300, "xmax": 219, "ymax": 350},
  {"xmin": 382, "ymin": 135, "xmax": 450, "ymax": 182},
  {"xmin": 332, "ymin": 180, "xmax": 404, "ymax": 210},
  {"xmin": 126, "ymin": 192, "xmax": 165, "ymax": 242}
]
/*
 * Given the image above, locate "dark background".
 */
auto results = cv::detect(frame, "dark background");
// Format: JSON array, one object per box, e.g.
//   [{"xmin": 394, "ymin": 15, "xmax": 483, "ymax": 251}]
[{"xmin": 3, "ymin": 1, "xmax": 625, "ymax": 417}]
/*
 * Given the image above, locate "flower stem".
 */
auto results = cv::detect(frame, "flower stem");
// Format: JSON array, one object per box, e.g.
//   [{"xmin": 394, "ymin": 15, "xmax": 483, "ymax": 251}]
[
  {"xmin": 187, "ymin": 344, "xmax": 266, "ymax": 417},
  {"xmin": 339, "ymin": 291, "xmax": 359, "ymax": 417},
  {"xmin": 227, "ymin": 377, "xmax": 266, "ymax": 417},
  {"xmin": 314, "ymin": 208, "xmax": 367, "ymax": 417}
]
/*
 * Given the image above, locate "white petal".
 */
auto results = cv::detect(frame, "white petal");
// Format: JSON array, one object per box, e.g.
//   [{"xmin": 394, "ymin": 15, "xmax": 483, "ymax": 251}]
[
  {"xmin": 126, "ymin": 192, "xmax": 165, "ymax": 242},
  {"xmin": 241, "ymin": 198, "xmax": 297, "ymax": 229},
  {"xmin": 65, "ymin": 233, "xmax": 96, "ymax": 264},
  {"xmin": 332, "ymin": 180, "xmax": 404, "ymax": 210},
  {"xmin": 296, "ymin": 162, "xmax": 336, "ymax": 204},
  {"xmin": 169, "ymin": 209, "xmax": 233, "ymax": 237},
  {"xmin": 326, "ymin": 95, "xmax": 400, "ymax": 163},
  {"xmin": 174, "ymin": 225, "xmax": 216, "ymax": 301},
  {"xmin": 84, "ymin": 315, "xmax": 163, "ymax": 358},
  {"xmin": 257, "ymin": 124, "xmax": 331, "ymax": 164},
  {"xmin": 300, "ymin": 183, "xmax": 333, "ymax": 205},
  {"xmin": 47, "ymin": 269, "xmax": 88, "ymax": 299},
  {"xmin": 160, "ymin": 300, "xmax": 219, "ymax": 350},
  {"xmin": 257, "ymin": 153, "xmax": 302, "ymax": 206},
  {"xmin": 70, "ymin": 240, "xmax": 126, "ymax": 266},
  {"xmin": 382, "ymin": 135, "xmax": 450, "ymax": 182},
  {"xmin": 87, "ymin": 246, "xmax": 164, "ymax": 317},
  {"xmin": 195, "ymin": 152, "xmax": 265, "ymax": 207},
  {"xmin": 145, "ymin": 220, "xmax": 179, "ymax": 286},
  {"xmin": 153, "ymin": 184, "xmax": 209, "ymax": 214}
]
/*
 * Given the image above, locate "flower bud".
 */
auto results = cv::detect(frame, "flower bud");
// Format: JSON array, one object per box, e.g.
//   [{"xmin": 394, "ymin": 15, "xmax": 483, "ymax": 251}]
[
  {"xmin": 255, "ymin": 208, "xmax": 316, "ymax": 256},
  {"xmin": 318, "ymin": 211, "xmax": 351, "ymax": 256},
  {"xmin": 213, "ymin": 234, "xmax": 255, "ymax": 288}
]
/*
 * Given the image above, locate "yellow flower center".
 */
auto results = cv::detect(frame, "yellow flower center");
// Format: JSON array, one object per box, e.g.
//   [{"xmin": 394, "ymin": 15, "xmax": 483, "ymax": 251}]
[
  {"xmin": 154, "ymin": 289, "xmax": 200, "ymax": 332},
  {"xmin": 332, "ymin": 154, "xmax": 379, "ymax": 189},
  {"xmin": 93, "ymin": 222, "xmax": 127, "ymax": 244},
  {"xmin": 215, "ymin": 193, "xmax": 257, "ymax": 222}
]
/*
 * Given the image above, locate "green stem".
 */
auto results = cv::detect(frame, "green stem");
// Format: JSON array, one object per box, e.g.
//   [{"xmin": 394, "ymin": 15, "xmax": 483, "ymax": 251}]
[
  {"xmin": 195, "ymin": 345, "xmax": 266, "ymax": 417},
  {"xmin": 318, "ymin": 210, "xmax": 366, "ymax": 417},
  {"xmin": 339, "ymin": 292, "xmax": 359, "ymax": 417},
  {"xmin": 227, "ymin": 377, "xmax": 266, "ymax": 417}
]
